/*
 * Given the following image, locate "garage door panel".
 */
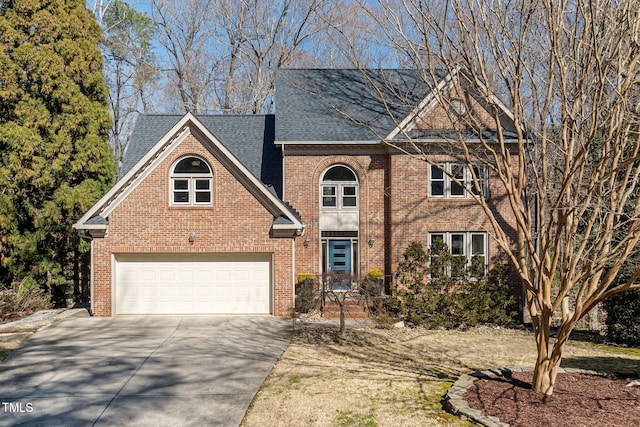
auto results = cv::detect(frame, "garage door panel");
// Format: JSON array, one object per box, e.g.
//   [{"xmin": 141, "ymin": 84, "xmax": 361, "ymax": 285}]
[
  {"xmin": 115, "ymin": 254, "xmax": 271, "ymax": 315},
  {"xmin": 195, "ymin": 269, "xmax": 213, "ymax": 282},
  {"xmin": 195, "ymin": 285, "xmax": 212, "ymax": 298}
]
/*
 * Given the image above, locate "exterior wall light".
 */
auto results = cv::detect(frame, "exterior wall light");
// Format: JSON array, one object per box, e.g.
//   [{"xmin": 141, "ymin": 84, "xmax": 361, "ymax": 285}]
[
  {"xmin": 189, "ymin": 232, "xmax": 196, "ymax": 243},
  {"xmin": 304, "ymin": 236, "xmax": 311, "ymax": 247},
  {"xmin": 368, "ymin": 235, "xmax": 375, "ymax": 246}
]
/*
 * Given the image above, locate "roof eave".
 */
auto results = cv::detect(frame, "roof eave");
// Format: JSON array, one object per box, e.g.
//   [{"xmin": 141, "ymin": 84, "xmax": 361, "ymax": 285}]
[
  {"xmin": 75, "ymin": 112, "xmax": 304, "ymax": 233},
  {"xmin": 74, "ymin": 115, "xmax": 196, "ymax": 228},
  {"xmin": 276, "ymin": 140, "xmax": 381, "ymax": 146},
  {"xmin": 385, "ymin": 67, "xmax": 459, "ymax": 140},
  {"xmin": 72, "ymin": 223, "xmax": 107, "ymax": 231}
]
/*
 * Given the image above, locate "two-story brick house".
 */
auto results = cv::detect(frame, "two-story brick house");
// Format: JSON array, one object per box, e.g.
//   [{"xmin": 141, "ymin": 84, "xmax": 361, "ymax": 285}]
[{"xmin": 75, "ymin": 68, "xmax": 520, "ymax": 317}]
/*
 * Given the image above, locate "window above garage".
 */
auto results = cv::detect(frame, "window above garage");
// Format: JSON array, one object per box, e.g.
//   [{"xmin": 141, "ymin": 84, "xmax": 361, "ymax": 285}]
[{"xmin": 170, "ymin": 156, "xmax": 213, "ymax": 206}]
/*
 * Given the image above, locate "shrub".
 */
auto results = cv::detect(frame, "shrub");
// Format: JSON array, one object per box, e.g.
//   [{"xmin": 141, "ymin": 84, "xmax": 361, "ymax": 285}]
[
  {"xmin": 366, "ymin": 268, "xmax": 383, "ymax": 281},
  {"xmin": 360, "ymin": 277, "xmax": 383, "ymax": 297},
  {"xmin": 0, "ymin": 279, "xmax": 51, "ymax": 319},
  {"xmin": 388, "ymin": 241, "xmax": 517, "ymax": 328},
  {"xmin": 296, "ymin": 272, "xmax": 313, "ymax": 283},
  {"xmin": 604, "ymin": 289, "xmax": 640, "ymax": 346},
  {"xmin": 295, "ymin": 278, "xmax": 317, "ymax": 313}
]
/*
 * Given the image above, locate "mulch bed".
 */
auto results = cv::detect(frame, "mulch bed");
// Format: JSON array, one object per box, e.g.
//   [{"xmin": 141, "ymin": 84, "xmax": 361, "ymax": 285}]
[{"xmin": 464, "ymin": 371, "xmax": 640, "ymax": 426}]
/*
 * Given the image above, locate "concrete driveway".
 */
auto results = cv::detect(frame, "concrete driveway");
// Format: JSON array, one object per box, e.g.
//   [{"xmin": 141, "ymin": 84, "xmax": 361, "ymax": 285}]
[{"xmin": 0, "ymin": 313, "xmax": 291, "ymax": 426}]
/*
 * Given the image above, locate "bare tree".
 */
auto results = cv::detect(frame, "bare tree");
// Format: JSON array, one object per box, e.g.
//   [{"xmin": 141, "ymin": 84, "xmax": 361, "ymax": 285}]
[
  {"xmin": 101, "ymin": 0, "xmax": 158, "ymax": 167},
  {"xmin": 350, "ymin": 0, "xmax": 640, "ymax": 396},
  {"xmin": 314, "ymin": 0, "xmax": 393, "ymax": 68},
  {"xmin": 98, "ymin": 1, "xmax": 371, "ymax": 116},
  {"xmin": 151, "ymin": 0, "xmax": 220, "ymax": 113},
  {"xmin": 321, "ymin": 272, "xmax": 364, "ymax": 335},
  {"xmin": 89, "ymin": 0, "xmax": 115, "ymax": 26},
  {"xmin": 149, "ymin": 0, "xmax": 332, "ymax": 114},
  {"xmin": 213, "ymin": 0, "xmax": 330, "ymax": 114}
]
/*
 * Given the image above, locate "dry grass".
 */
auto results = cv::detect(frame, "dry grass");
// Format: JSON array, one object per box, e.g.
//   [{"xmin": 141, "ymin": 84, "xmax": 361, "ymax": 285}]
[
  {"xmin": 0, "ymin": 332, "xmax": 32, "ymax": 362},
  {"xmin": 242, "ymin": 325, "xmax": 640, "ymax": 427}
]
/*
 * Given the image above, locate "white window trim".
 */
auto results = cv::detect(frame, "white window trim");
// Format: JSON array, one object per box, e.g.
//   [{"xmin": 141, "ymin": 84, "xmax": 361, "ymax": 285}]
[
  {"xmin": 170, "ymin": 156, "xmax": 213, "ymax": 206},
  {"xmin": 429, "ymin": 163, "xmax": 487, "ymax": 198},
  {"xmin": 320, "ymin": 165, "xmax": 359, "ymax": 210},
  {"xmin": 428, "ymin": 231, "xmax": 488, "ymax": 276},
  {"xmin": 321, "ymin": 184, "xmax": 338, "ymax": 208},
  {"xmin": 341, "ymin": 184, "xmax": 358, "ymax": 208}
]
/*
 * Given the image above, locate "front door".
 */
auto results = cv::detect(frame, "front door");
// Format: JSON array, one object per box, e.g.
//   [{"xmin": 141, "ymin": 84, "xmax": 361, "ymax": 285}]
[{"xmin": 328, "ymin": 240, "xmax": 351, "ymax": 273}]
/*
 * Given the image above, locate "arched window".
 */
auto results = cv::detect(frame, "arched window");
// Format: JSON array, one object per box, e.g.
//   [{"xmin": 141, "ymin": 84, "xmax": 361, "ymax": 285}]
[
  {"xmin": 170, "ymin": 156, "xmax": 213, "ymax": 205},
  {"xmin": 321, "ymin": 165, "xmax": 358, "ymax": 208},
  {"xmin": 319, "ymin": 165, "xmax": 360, "ymax": 278}
]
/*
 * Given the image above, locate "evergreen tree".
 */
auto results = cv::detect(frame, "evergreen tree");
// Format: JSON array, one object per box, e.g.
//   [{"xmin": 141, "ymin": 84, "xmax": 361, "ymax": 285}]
[{"xmin": 0, "ymin": 0, "xmax": 116, "ymax": 304}]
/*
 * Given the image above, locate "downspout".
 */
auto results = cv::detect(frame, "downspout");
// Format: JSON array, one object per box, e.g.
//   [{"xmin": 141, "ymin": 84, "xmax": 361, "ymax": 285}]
[
  {"xmin": 78, "ymin": 232, "xmax": 94, "ymax": 316},
  {"xmin": 292, "ymin": 235, "xmax": 296, "ymax": 313},
  {"xmin": 90, "ymin": 239, "xmax": 94, "ymax": 316},
  {"xmin": 282, "ymin": 144, "xmax": 286, "ymax": 200}
]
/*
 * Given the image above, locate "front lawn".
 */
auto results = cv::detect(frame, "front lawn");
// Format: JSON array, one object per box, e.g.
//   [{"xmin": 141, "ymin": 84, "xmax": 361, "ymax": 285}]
[{"xmin": 242, "ymin": 325, "xmax": 640, "ymax": 427}]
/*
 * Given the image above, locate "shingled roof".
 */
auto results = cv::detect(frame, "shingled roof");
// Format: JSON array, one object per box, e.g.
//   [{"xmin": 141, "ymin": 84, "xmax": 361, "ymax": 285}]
[
  {"xmin": 76, "ymin": 113, "xmax": 303, "ymax": 233},
  {"xmin": 275, "ymin": 69, "xmax": 447, "ymax": 143},
  {"xmin": 122, "ymin": 69, "xmax": 449, "ymax": 182},
  {"xmin": 121, "ymin": 114, "xmax": 282, "ymax": 196}
]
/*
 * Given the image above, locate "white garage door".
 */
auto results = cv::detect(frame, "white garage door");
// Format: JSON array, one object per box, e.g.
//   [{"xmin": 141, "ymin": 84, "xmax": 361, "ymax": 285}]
[{"xmin": 115, "ymin": 253, "xmax": 271, "ymax": 315}]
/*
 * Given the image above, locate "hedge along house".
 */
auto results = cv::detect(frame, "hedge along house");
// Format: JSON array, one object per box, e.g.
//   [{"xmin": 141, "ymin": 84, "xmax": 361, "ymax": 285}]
[{"xmin": 75, "ymin": 68, "xmax": 521, "ymax": 317}]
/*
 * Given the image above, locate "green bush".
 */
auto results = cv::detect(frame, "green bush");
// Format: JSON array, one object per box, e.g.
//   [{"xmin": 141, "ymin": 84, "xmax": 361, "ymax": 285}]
[
  {"xmin": 604, "ymin": 289, "xmax": 640, "ymax": 346},
  {"xmin": 295, "ymin": 279, "xmax": 317, "ymax": 313},
  {"xmin": 388, "ymin": 241, "xmax": 516, "ymax": 328}
]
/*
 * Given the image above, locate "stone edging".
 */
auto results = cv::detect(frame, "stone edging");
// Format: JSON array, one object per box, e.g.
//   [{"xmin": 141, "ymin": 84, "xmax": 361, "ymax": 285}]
[
  {"xmin": 443, "ymin": 367, "xmax": 617, "ymax": 427},
  {"xmin": 0, "ymin": 308, "xmax": 88, "ymax": 333}
]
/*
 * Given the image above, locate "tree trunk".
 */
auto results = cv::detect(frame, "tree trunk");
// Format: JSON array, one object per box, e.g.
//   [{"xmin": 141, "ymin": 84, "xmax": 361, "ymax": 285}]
[
  {"xmin": 339, "ymin": 303, "xmax": 345, "ymax": 336},
  {"xmin": 532, "ymin": 317, "xmax": 570, "ymax": 396},
  {"xmin": 532, "ymin": 356, "xmax": 561, "ymax": 396}
]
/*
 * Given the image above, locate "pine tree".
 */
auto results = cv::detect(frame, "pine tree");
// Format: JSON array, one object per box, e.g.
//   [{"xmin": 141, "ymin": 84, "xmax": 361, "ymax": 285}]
[{"xmin": 0, "ymin": 0, "xmax": 116, "ymax": 305}]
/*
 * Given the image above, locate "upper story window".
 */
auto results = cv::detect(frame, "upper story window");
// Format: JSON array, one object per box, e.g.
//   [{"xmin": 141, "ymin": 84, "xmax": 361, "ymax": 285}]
[
  {"xmin": 429, "ymin": 163, "xmax": 487, "ymax": 198},
  {"xmin": 170, "ymin": 156, "xmax": 213, "ymax": 206},
  {"xmin": 321, "ymin": 165, "xmax": 358, "ymax": 209}
]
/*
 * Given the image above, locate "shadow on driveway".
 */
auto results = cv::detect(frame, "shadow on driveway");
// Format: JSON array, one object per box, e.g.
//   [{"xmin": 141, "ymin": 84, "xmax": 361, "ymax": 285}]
[{"xmin": 0, "ymin": 314, "xmax": 291, "ymax": 427}]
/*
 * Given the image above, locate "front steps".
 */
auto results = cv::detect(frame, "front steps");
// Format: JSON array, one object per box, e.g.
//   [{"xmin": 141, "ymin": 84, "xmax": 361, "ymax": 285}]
[{"xmin": 321, "ymin": 298, "xmax": 371, "ymax": 320}]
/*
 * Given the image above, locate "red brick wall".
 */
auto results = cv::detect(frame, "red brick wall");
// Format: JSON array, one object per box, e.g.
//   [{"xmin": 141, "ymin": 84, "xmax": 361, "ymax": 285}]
[
  {"xmin": 283, "ymin": 148, "xmax": 519, "ymax": 293},
  {"xmin": 388, "ymin": 154, "xmax": 518, "ymax": 271},
  {"xmin": 91, "ymin": 133, "xmax": 294, "ymax": 316},
  {"xmin": 283, "ymin": 151, "xmax": 388, "ymax": 280}
]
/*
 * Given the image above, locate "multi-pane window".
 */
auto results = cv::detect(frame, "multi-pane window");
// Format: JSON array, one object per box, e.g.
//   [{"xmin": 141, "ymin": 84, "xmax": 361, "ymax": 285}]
[
  {"xmin": 450, "ymin": 164, "xmax": 466, "ymax": 196},
  {"xmin": 429, "ymin": 232, "xmax": 487, "ymax": 278},
  {"xmin": 430, "ymin": 166, "xmax": 445, "ymax": 196},
  {"xmin": 342, "ymin": 186, "xmax": 357, "ymax": 207},
  {"xmin": 471, "ymin": 165, "xmax": 486, "ymax": 196},
  {"xmin": 321, "ymin": 165, "xmax": 359, "ymax": 209},
  {"xmin": 322, "ymin": 186, "xmax": 337, "ymax": 207},
  {"xmin": 170, "ymin": 156, "xmax": 213, "ymax": 206},
  {"xmin": 429, "ymin": 163, "xmax": 487, "ymax": 198}
]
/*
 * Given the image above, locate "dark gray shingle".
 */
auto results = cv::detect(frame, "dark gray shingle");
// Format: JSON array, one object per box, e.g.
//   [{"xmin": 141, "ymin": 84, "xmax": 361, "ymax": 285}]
[
  {"xmin": 85, "ymin": 215, "xmax": 108, "ymax": 225},
  {"xmin": 120, "ymin": 114, "xmax": 282, "ymax": 196},
  {"xmin": 275, "ymin": 69, "xmax": 445, "ymax": 142}
]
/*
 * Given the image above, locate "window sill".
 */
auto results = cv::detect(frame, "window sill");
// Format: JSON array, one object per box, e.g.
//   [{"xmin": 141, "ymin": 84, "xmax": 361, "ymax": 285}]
[
  {"xmin": 168, "ymin": 205, "xmax": 214, "ymax": 210},
  {"xmin": 428, "ymin": 197, "xmax": 481, "ymax": 201}
]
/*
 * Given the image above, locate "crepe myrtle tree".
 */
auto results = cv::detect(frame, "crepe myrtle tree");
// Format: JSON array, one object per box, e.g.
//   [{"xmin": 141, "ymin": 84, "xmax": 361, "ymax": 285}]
[{"xmin": 344, "ymin": 0, "xmax": 640, "ymax": 395}]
